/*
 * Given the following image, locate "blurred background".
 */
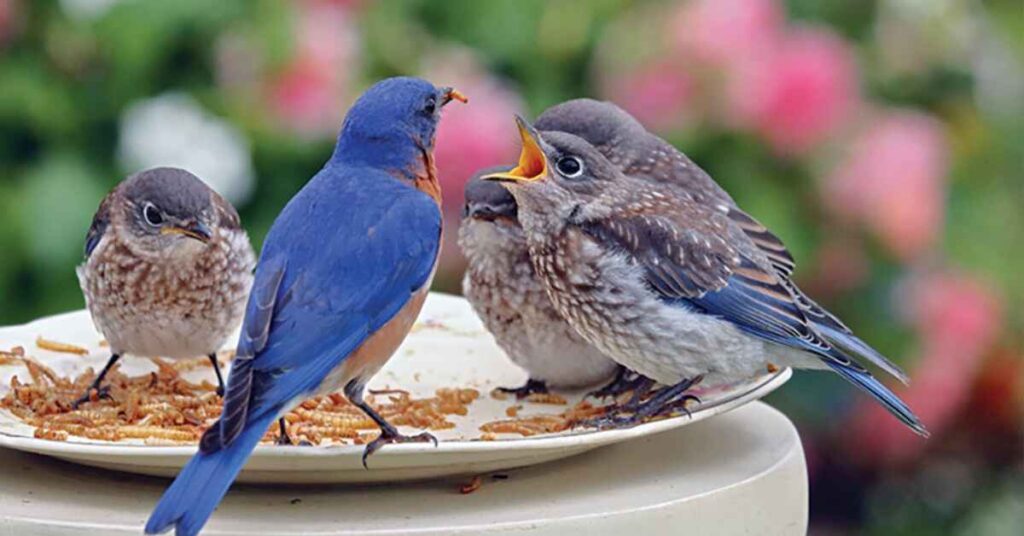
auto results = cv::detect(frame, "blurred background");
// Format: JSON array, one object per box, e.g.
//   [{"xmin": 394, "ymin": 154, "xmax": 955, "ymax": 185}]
[{"xmin": 0, "ymin": 0, "xmax": 1020, "ymax": 533}]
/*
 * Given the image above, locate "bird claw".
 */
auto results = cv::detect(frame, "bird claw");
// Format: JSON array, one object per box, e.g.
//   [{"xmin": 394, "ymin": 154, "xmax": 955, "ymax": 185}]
[
  {"xmin": 71, "ymin": 385, "xmax": 112, "ymax": 409},
  {"xmin": 587, "ymin": 368, "xmax": 652, "ymax": 400},
  {"xmin": 575, "ymin": 376, "xmax": 703, "ymax": 430},
  {"xmin": 361, "ymin": 429, "xmax": 438, "ymax": 469},
  {"xmin": 653, "ymin": 394, "xmax": 701, "ymax": 419},
  {"xmin": 496, "ymin": 378, "xmax": 549, "ymax": 400}
]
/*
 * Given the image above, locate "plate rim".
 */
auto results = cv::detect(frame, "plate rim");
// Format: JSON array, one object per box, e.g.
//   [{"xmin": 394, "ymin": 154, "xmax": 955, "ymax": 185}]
[{"xmin": 0, "ymin": 368, "xmax": 790, "ymax": 459}]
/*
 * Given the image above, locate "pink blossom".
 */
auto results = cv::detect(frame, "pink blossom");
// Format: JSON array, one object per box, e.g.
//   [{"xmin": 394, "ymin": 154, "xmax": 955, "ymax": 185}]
[
  {"xmin": 605, "ymin": 61, "xmax": 696, "ymax": 133},
  {"xmin": 669, "ymin": 0, "xmax": 784, "ymax": 68},
  {"xmin": 900, "ymin": 271, "xmax": 1002, "ymax": 356},
  {"xmin": 846, "ymin": 270, "xmax": 1002, "ymax": 464},
  {"xmin": 824, "ymin": 110, "xmax": 948, "ymax": 260},
  {"xmin": 805, "ymin": 237, "xmax": 870, "ymax": 297},
  {"xmin": 727, "ymin": 26, "xmax": 859, "ymax": 155},
  {"xmin": 269, "ymin": 58, "xmax": 345, "ymax": 137},
  {"xmin": 267, "ymin": 0, "xmax": 361, "ymax": 137},
  {"xmin": 0, "ymin": 0, "xmax": 21, "ymax": 46}
]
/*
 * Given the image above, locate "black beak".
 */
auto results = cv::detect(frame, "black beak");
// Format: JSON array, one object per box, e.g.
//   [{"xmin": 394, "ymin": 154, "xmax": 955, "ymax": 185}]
[
  {"xmin": 465, "ymin": 202, "xmax": 517, "ymax": 222},
  {"xmin": 161, "ymin": 221, "xmax": 213, "ymax": 243}
]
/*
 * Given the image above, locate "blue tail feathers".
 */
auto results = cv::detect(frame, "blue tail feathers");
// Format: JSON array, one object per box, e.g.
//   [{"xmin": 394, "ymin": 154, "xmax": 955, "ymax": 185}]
[
  {"xmin": 145, "ymin": 412, "xmax": 278, "ymax": 536},
  {"xmin": 816, "ymin": 323, "xmax": 910, "ymax": 385},
  {"xmin": 826, "ymin": 360, "xmax": 929, "ymax": 437}
]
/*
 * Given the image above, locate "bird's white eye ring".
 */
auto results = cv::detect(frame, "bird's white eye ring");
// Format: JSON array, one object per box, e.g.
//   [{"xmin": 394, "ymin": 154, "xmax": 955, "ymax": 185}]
[
  {"xmin": 142, "ymin": 202, "xmax": 164, "ymax": 227},
  {"xmin": 555, "ymin": 156, "xmax": 584, "ymax": 178}
]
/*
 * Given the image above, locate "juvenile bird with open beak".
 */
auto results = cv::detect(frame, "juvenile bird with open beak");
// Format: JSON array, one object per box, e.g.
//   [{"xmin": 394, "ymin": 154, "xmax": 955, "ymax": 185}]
[
  {"xmin": 483, "ymin": 118, "xmax": 927, "ymax": 434},
  {"xmin": 459, "ymin": 168, "xmax": 620, "ymax": 397},
  {"xmin": 77, "ymin": 167, "xmax": 255, "ymax": 406},
  {"xmin": 534, "ymin": 100, "xmax": 906, "ymax": 384}
]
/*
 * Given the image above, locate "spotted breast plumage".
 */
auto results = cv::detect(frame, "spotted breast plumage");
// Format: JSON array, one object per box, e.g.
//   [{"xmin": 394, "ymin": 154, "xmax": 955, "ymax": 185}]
[
  {"xmin": 76, "ymin": 167, "xmax": 255, "ymax": 404},
  {"xmin": 459, "ymin": 169, "xmax": 619, "ymax": 396},
  {"xmin": 484, "ymin": 117, "xmax": 927, "ymax": 435}
]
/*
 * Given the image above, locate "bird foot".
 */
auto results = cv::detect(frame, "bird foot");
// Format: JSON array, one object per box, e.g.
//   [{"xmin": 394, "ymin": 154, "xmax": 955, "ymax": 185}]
[
  {"xmin": 275, "ymin": 418, "xmax": 295, "ymax": 446},
  {"xmin": 588, "ymin": 368, "xmax": 653, "ymax": 400},
  {"xmin": 71, "ymin": 385, "xmax": 112, "ymax": 409},
  {"xmin": 362, "ymin": 427, "xmax": 437, "ymax": 468},
  {"xmin": 496, "ymin": 378, "xmax": 549, "ymax": 400},
  {"xmin": 575, "ymin": 376, "xmax": 703, "ymax": 430},
  {"xmin": 275, "ymin": 433, "xmax": 313, "ymax": 447}
]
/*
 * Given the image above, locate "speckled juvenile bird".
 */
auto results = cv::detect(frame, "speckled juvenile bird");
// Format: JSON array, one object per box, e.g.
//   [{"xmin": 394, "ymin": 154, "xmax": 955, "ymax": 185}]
[
  {"xmin": 459, "ymin": 168, "xmax": 619, "ymax": 397},
  {"xmin": 457, "ymin": 99, "xmax": 793, "ymax": 402},
  {"xmin": 77, "ymin": 167, "xmax": 255, "ymax": 405},
  {"xmin": 533, "ymin": 99, "xmax": 910, "ymax": 385},
  {"xmin": 483, "ymin": 118, "xmax": 927, "ymax": 435}
]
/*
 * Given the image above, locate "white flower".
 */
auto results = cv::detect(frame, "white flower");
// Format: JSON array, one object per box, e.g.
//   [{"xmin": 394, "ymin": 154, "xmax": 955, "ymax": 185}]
[
  {"xmin": 59, "ymin": 0, "xmax": 121, "ymax": 21},
  {"xmin": 118, "ymin": 92, "xmax": 255, "ymax": 206}
]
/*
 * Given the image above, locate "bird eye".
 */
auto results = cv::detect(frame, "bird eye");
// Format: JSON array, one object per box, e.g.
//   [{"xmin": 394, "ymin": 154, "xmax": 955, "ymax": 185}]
[
  {"xmin": 423, "ymin": 96, "xmax": 437, "ymax": 115},
  {"xmin": 142, "ymin": 203, "xmax": 164, "ymax": 226},
  {"xmin": 555, "ymin": 156, "xmax": 584, "ymax": 178}
]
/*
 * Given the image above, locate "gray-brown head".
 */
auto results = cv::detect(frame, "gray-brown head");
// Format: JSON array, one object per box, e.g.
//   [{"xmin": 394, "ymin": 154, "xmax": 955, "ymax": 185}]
[
  {"xmin": 459, "ymin": 166, "xmax": 529, "ymax": 269},
  {"xmin": 534, "ymin": 99, "xmax": 648, "ymax": 156},
  {"xmin": 87, "ymin": 167, "xmax": 240, "ymax": 261},
  {"xmin": 534, "ymin": 98, "xmax": 731, "ymax": 206},
  {"xmin": 463, "ymin": 166, "xmax": 519, "ymax": 224},
  {"xmin": 481, "ymin": 117, "xmax": 636, "ymax": 237}
]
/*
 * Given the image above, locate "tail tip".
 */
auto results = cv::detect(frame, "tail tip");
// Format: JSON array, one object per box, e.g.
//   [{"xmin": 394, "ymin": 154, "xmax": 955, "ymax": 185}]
[{"xmin": 143, "ymin": 519, "xmax": 171, "ymax": 535}]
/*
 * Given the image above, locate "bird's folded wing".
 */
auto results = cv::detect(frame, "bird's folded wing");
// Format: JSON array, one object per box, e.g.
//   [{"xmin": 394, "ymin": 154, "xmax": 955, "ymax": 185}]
[
  {"xmin": 84, "ymin": 195, "xmax": 113, "ymax": 258},
  {"xmin": 723, "ymin": 208, "xmax": 907, "ymax": 381},
  {"xmin": 726, "ymin": 208, "xmax": 796, "ymax": 277},
  {"xmin": 578, "ymin": 207, "xmax": 860, "ymax": 369},
  {"xmin": 577, "ymin": 187, "xmax": 923, "ymax": 433}
]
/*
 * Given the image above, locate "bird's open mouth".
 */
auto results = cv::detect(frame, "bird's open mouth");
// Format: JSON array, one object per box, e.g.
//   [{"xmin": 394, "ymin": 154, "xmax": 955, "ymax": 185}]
[
  {"xmin": 160, "ymin": 224, "xmax": 212, "ymax": 243},
  {"xmin": 482, "ymin": 117, "xmax": 547, "ymax": 183}
]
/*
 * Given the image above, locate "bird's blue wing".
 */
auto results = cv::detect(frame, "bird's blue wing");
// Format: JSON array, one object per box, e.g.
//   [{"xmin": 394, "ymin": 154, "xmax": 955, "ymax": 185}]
[
  {"xmin": 580, "ymin": 212, "xmax": 926, "ymax": 436},
  {"xmin": 207, "ymin": 168, "xmax": 441, "ymax": 451}
]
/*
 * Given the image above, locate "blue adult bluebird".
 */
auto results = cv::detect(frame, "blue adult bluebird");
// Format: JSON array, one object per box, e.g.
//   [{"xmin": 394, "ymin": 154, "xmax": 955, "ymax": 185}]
[
  {"xmin": 484, "ymin": 118, "xmax": 927, "ymax": 435},
  {"xmin": 145, "ymin": 77, "xmax": 466, "ymax": 536}
]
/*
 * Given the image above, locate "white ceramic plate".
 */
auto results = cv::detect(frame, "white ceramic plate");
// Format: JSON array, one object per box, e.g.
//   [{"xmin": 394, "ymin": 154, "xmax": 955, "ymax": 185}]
[{"xmin": 0, "ymin": 293, "xmax": 790, "ymax": 483}]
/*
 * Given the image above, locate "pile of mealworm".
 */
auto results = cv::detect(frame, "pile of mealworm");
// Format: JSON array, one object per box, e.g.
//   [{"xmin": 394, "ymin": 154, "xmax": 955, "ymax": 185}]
[
  {"xmin": 0, "ymin": 340, "xmax": 677, "ymax": 446},
  {"xmin": 0, "ymin": 344, "xmax": 480, "ymax": 446},
  {"xmin": 479, "ymin": 390, "xmax": 610, "ymax": 438}
]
